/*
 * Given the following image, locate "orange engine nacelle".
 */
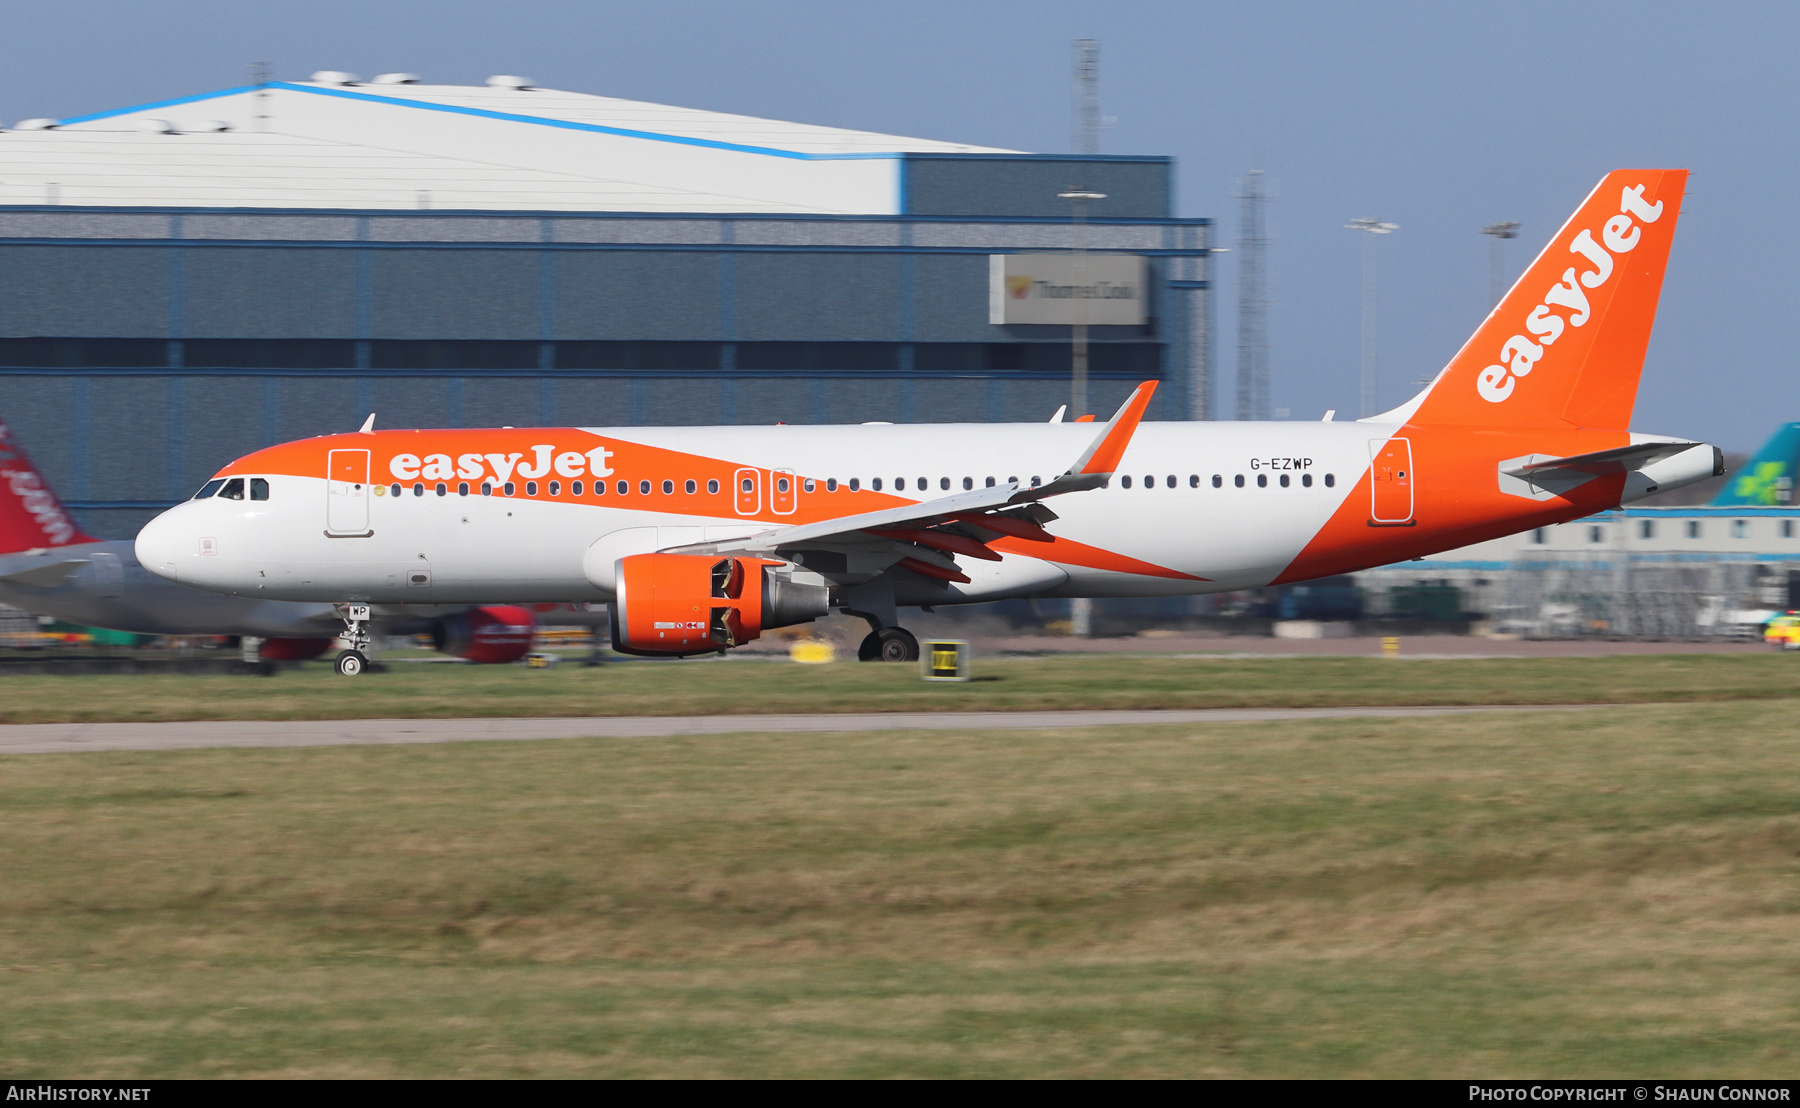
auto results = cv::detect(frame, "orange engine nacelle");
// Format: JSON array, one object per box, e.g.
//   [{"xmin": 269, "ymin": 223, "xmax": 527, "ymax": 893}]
[
  {"xmin": 611, "ymin": 553, "xmax": 829, "ymax": 657},
  {"xmin": 430, "ymin": 605, "xmax": 537, "ymax": 664}
]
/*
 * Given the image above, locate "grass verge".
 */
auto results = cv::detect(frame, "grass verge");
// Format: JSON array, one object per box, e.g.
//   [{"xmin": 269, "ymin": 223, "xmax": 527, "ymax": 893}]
[
  {"xmin": 2, "ymin": 701, "xmax": 1798, "ymax": 1076},
  {"xmin": 0, "ymin": 651, "xmax": 1797, "ymax": 723}
]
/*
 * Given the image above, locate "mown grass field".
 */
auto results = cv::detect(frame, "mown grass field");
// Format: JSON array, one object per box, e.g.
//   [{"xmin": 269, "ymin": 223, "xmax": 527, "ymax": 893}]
[
  {"xmin": 3, "ymin": 699, "xmax": 1798, "ymax": 1076},
  {"xmin": 0, "ymin": 650, "xmax": 1797, "ymax": 723}
]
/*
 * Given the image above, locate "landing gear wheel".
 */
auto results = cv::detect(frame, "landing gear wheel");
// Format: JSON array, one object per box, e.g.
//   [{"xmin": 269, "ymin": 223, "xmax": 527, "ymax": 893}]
[
  {"xmin": 858, "ymin": 627, "xmax": 919, "ymax": 663},
  {"xmin": 334, "ymin": 649, "xmax": 368, "ymax": 677}
]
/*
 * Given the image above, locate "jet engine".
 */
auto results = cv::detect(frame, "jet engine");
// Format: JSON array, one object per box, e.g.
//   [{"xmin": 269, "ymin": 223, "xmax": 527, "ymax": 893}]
[
  {"xmin": 430, "ymin": 605, "xmax": 537, "ymax": 664},
  {"xmin": 611, "ymin": 553, "xmax": 829, "ymax": 656}
]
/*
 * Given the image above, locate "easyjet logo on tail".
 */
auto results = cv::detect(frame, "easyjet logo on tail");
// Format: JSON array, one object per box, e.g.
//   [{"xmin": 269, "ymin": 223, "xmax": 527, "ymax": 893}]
[{"xmin": 1477, "ymin": 184, "xmax": 1665, "ymax": 404}]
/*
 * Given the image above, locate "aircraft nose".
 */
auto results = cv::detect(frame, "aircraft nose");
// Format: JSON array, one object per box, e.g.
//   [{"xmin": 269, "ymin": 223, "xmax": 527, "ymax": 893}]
[{"xmin": 134, "ymin": 509, "xmax": 187, "ymax": 583}]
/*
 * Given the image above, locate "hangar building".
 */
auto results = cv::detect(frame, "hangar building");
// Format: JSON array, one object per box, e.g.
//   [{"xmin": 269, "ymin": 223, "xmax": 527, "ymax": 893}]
[{"xmin": 0, "ymin": 73, "xmax": 1213, "ymax": 539}]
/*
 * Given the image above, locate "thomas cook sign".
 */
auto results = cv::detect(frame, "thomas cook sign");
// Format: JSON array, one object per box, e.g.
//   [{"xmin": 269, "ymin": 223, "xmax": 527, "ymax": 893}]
[{"xmin": 988, "ymin": 254, "xmax": 1146, "ymax": 326}]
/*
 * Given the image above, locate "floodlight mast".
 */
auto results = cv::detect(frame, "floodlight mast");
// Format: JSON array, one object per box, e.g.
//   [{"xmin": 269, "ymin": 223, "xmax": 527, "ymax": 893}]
[
  {"xmin": 1481, "ymin": 221, "xmax": 1521, "ymax": 309},
  {"xmin": 1344, "ymin": 217, "xmax": 1398, "ymax": 418}
]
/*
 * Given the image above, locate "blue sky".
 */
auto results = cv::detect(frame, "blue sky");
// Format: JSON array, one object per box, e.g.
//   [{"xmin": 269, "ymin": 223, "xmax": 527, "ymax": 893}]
[{"xmin": 4, "ymin": 0, "xmax": 1792, "ymax": 449}]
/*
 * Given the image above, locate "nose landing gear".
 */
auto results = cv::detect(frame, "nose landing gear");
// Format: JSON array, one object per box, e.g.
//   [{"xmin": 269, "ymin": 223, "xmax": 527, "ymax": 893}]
[{"xmin": 334, "ymin": 603, "xmax": 372, "ymax": 677}]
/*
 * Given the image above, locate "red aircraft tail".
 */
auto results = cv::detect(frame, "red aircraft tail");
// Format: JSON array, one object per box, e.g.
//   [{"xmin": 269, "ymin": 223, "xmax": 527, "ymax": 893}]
[{"xmin": 0, "ymin": 419, "xmax": 95, "ymax": 553}]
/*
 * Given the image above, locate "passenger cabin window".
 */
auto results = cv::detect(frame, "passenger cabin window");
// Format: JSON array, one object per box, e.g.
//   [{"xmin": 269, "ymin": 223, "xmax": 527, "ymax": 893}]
[
  {"xmin": 218, "ymin": 478, "xmax": 245, "ymax": 500},
  {"xmin": 709, "ymin": 479, "xmax": 721, "ymax": 494},
  {"xmin": 250, "ymin": 478, "xmax": 269, "ymax": 500},
  {"xmin": 639, "ymin": 480, "xmax": 650, "ymax": 495},
  {"xmin": 413, "ymin": 483, "xmax": 425, "ymax": 497},
  {"xmin": 872, "ymin": 478, "xmax": 883, "ymax": 491},
  {"xmin": 963, "ymin": 477, "xmax": 973, "ymax": 491},
  {"xmin": 525, "ymin": 481, "xmax": 538, "ymax": 496},
  {"xmin": 617, "ymin": 480, "xmax": 628, "ymax": 495},
  {"xmin": 572, "ymin": 481, "xmax": 583, "ymax": 495},
  {"xmin": 1302, "ymin": 474, "xmax": 1313, "ymax": 487},
  {"xmin": 1279, "ymin": 474, "xmax": 1290, "ymax": 488},
  {"xmin": 849, "ymin": 478, "xmax": 861, "ymax": 491},
  {"xmin": 390, "ymin": 483, "xmax": 402, "ymax": 498},
  {"xmin": 547, "ymin": 481, "xmax": 559, "ymax": 496},
  {"xmin": 825, "ymin": 479, "xmax": 837, "ymax": 492},
  {"xmin": 482, "ymin": 482, "xmax": 494, "ymax": 496},
  {"xmin": 1190, "ymin": 475, "xmax": 1200, "ymax": 488},
  {"xmin": 1234, "ymin": 474, "xmax": 1245, "ymax": 487},
  {"xmin": 436, "ymin": 482, "xmax": 448, "ymax": 497},
  {"xmin": 460, "ymin": 482, "xmax": 472, "ymax": 496},
  {"xmin": 504, "ymin": 482, "xmax": 516, "ymax": 496},
  {"xmin": 941, "ymin": 477, "xmax": 951, "ymax": 491},
  {"xmin": 686, "ymin": 479, "xmax": 697, "ymax": 494},
  {"xmin": 1256, "ymin": 474, "xmax": 1268, "ymax": 488},
  {"xmin": 1167, "ymin": 475, "xmax": 1176, "ymax": 488},
  {"xmin": 1121, "ymin": 475, "xmax": 1133, "ymax": 489},
  {"xmin": 194, "ymin": 478, "xmax": 225, "ymax": 499},
  {"xmin": 1325, "ymin": 474, "xmax": 1336, "ymax": 488},
  {"xmin": 1212, "ymin": 475, "xmax": 1222, "ymax": 488}
]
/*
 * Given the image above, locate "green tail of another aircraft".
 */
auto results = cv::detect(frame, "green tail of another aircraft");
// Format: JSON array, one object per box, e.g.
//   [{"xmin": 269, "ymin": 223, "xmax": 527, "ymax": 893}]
[{"xmin": 1713, "ymin": 423, "xmax": 1800, "ymax": 506}]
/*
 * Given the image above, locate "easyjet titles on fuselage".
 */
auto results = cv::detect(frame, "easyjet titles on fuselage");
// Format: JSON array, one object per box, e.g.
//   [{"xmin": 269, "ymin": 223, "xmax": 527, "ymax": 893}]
[{"xmin": 387, "ymin": 443, "xmax": 615, "ymax": 486}]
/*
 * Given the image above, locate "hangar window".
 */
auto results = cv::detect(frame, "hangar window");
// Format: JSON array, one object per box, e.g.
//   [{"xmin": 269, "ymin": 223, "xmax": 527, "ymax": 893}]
[
  {"xmin": 1325, "ymin": 474, "xmax": 1336, "ymax": 488},
  {"xmin": 1302, "ymin": 474, "xmax": 1313, "ymax": 487},
  {"xmin": 1785, "ymin": 520, "xmax": 1795, "ymax": 539},
  {"xmin": 193, "ymin": 479, "xmax": 225, "ymax": 499},
  {"xmin": 250, "ymin": 478, "xmax": 270, "ymax": 501},
  {"xmin": 1280, "ymin": 474, "xmax": 1290, "ymax": 488},
  {"xmin": 1257, "ymin": 474, "xmax": 1268, "ymax": 488},
  {"xmin": 662, "ymin": 480, "xmax": 674, "ymax": 495},
  {"xmin": 1588, "ymin": 525, "xmax": 1603, "ymax": 543},
  {"xmin": 1532, "ymin": 529, "xmax": 1546, "ymax": 544},
  {"xmin": 1640, "ymin": 520, "xmax": 1655, "ymax": 539},
  {"xmin": 1121, "ymin": 475, "xmax": 1133, "ymax": 489},
  {"xmin": 218, "ymin": 478, "xmax": 245, "ymax": 500},
  {"xmin": 1234, "ymin": 474, "xmax": 1245, "ymax": 488},
  {"xmin": 1687, "ymin": 520, "xmax": 1701, "ymax": 539},
  {"xmin": 1733, "ymin": 519, "xmax": 1750, "ymax": 539},
  {"xmin": 686, "ymin": 479, "xmax": 697, "ymax": 494}
]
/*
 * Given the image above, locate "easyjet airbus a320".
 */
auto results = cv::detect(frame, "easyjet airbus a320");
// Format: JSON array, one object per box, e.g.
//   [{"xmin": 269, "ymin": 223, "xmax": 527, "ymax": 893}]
[{"xmin": 137, "ymin": 170, "xmax": 1719, "ymax": 676}]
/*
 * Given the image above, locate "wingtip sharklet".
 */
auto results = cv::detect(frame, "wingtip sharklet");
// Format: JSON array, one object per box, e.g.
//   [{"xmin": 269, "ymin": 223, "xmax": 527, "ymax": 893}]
[{"xmin": 1070, "ymin": 380, "xmax": 1157, "ymax": 477}]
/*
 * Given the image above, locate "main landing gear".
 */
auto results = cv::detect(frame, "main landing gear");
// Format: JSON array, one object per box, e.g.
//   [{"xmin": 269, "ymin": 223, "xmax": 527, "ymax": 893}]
[
  {"xmin": 335, "ymin": 603, "xmax": 372, "ymax": 677},
  {"xmin": 844, "ymin": 582, "xmax": 920, "ymax": 663},
  {"xmin": 858, "ymin": 626, "xmax": 919, "ymax": 663}
]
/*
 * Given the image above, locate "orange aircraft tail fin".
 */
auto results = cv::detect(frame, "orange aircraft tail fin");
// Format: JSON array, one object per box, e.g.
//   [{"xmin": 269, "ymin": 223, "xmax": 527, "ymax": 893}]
[
  {"xmin": 1400, "ymin": 169, "xmax": 1686, "ymax": 431},
  {"xmin": 0, "ymin": 419, "xmax": 95, "ymax": 553}
]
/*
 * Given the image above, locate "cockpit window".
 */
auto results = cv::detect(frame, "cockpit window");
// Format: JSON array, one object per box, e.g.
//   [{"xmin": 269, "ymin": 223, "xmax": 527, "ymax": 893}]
[
  {"xmin": 218, "ymin": 478, "xmax": 245, "ymax": 500},
  {"xmin": 193, "ymin": 479, "xmax": 225, "ymax": 499},
  {"xmin": 250, "ymin": 477, "xmax": 270, "ymax": 501}
]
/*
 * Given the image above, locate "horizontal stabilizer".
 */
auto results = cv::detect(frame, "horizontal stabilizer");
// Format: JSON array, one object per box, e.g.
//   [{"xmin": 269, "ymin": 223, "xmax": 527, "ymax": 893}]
[
  {"xmin": 1503, "ymin": 440, "xmax": 1703, "ymax": 480},
  {"xmin": 0, "ymin": 556, "xmax": 87, "ymax": 589}
]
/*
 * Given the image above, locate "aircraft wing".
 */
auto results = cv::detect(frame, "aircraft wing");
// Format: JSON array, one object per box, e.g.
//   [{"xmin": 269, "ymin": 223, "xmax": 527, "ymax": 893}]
[{"xmin": 695, "ymin": 381, "xmax": 1157, "ymax": 557}]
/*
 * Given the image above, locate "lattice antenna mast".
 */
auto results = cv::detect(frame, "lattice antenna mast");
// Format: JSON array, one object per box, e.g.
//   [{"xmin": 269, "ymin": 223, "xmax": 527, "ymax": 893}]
[
  {"xmin": 1073, "ymin": 39, "xmax": 1100, "ymax": 156},
  {"xmin": 1235, "ymin": 170, "xmax": 1271, "ymax": 420},
  {"xmin": 1481, "ymin": 221, "xmax": 1520, "ymax": 309}
]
